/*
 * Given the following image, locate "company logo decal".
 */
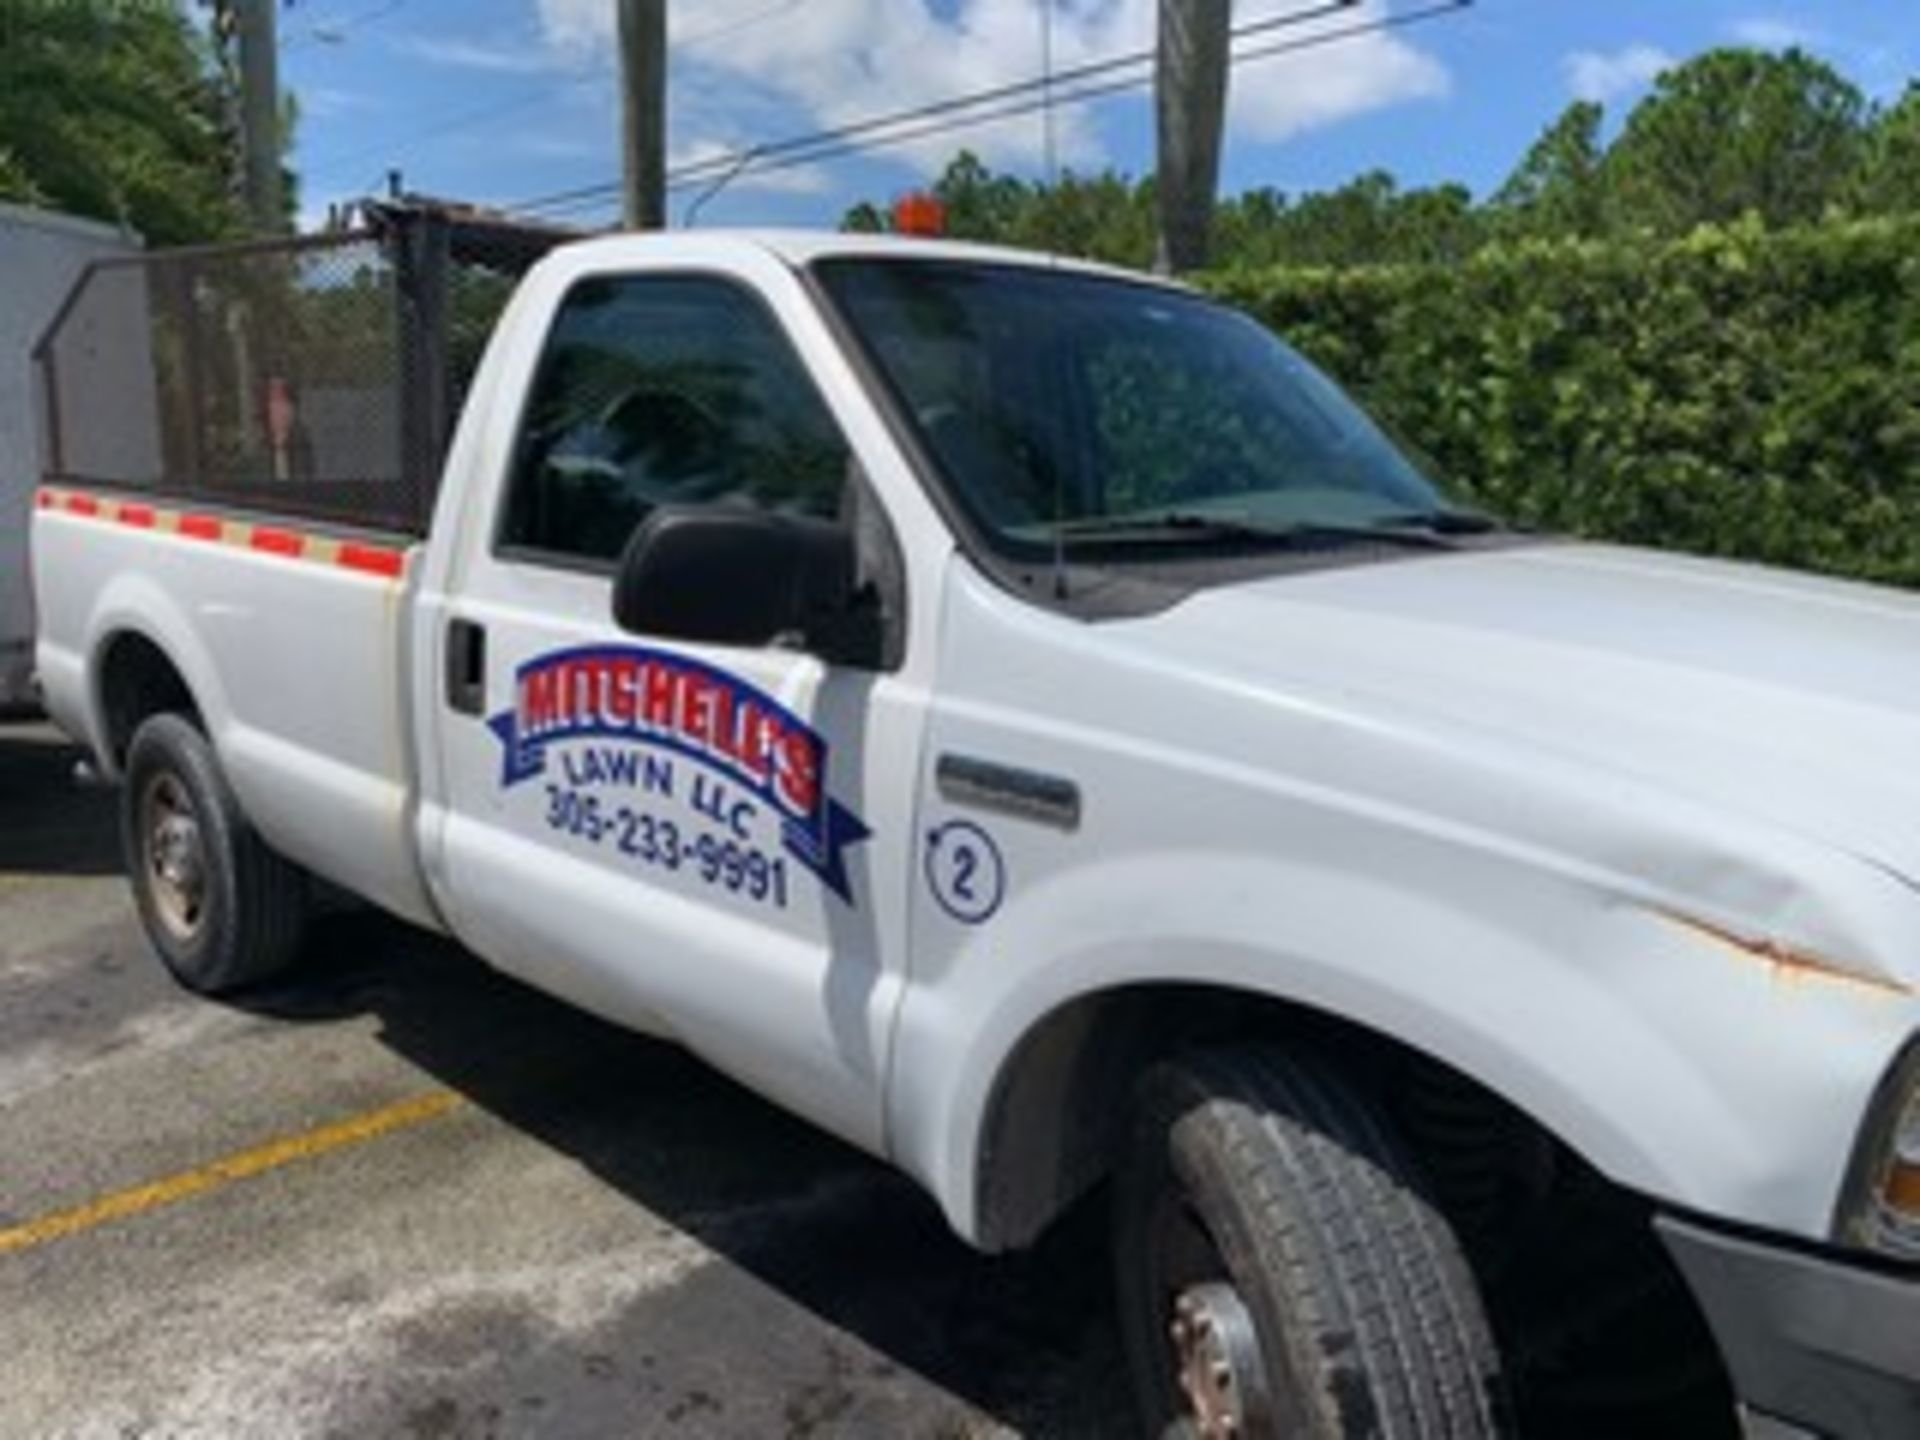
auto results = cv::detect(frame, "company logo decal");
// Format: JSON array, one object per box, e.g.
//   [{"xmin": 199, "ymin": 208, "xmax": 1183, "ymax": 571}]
[{"xmin": 487, "ymin": 644, "xmax": 870, "ymax": 905}]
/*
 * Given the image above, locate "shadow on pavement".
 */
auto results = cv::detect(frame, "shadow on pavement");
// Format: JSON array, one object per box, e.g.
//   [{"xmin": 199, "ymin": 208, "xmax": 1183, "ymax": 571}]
[
  {"xmin": 240, "ymin": 911, "xmax": 1130, "ymax": 1439},
  {"xmin": 0, "ymin": 725, "xmax": 121, "ymax": 878},
  {"xmin": 0, "ymin": 717, "xmax": 1125, "ymax": 1432},
  {"xmin": 4, "ymin": 731, "xmax": 1698, "ymax": 1438}
]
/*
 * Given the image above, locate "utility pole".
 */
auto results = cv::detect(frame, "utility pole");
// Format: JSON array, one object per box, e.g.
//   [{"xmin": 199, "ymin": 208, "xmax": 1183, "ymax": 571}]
[
  {"xmin": 1155, "ymin": 0, "xmax": 1231, "ymax": 274},
  {"xmin": 618, "ymin": 0, "xmax": 668, "ymax": 229},
  {"xmin": 235, "ymin": 0, "xmax": 283, "ymax": 232}
]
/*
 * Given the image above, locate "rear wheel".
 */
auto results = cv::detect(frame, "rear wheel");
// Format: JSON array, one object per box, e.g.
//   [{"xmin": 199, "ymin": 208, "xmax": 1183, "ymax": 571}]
[
  {"xmin": 123, "ymin": 713, "xmax": 309, "ymax": 995},
  {"xmin": 1115, "ymin": 1047, "xmax": 1508, "ymax": 1439}
]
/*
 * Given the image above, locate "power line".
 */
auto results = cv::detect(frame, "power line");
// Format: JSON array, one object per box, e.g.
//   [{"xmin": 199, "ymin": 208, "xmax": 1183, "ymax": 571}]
[
  {"xmin": 682, "ymin": 145, "xmax": 765, "ymax": 226},
  {"xmin": 683, "ymin": 0, "xmax": 808, "ymax": 47},
  {"xmin": 515, "ymin": 1, "xmax": 1470, "ymax": 222},
  {"xmin": 303, "ymin": 0, "xmax": 809, "ymax": 189},
  {"xmin": 283, "ymin": 0, "xmax": 410, "ymax": 52},
  {"xmin": 508, "ymin": 0, "xmax": 1363, "ymax": 217},
  {"xmin": 728, "ymin": 0, "xmax": 1473, "ymax": 189}
]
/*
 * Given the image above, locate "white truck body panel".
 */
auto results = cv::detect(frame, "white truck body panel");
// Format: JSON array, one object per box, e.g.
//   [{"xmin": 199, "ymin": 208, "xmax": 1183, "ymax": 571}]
[
  {"xmin": 405, "ymin": 236, "xmax": 963, "ymax": 1149},
  {"xmin": 30, "ymin": 228, "xmax": 1920, "ymax": 1267},
  {"xmin": 892, "ymin": 554, "xmax": 1920, "ymax": 1243},
  {"xmin": 32, "ymin": 512, "xmax": 435, "ymax": 928},
  {"xmin": 0, "ymin": 203, "xmax": 139, "ymax": 709}
]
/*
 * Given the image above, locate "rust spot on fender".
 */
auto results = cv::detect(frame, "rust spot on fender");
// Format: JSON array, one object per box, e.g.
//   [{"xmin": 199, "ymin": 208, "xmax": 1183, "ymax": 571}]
[{"xmin": 1661, "ymin": 911, "xmax": 1913, "ymax": 999}]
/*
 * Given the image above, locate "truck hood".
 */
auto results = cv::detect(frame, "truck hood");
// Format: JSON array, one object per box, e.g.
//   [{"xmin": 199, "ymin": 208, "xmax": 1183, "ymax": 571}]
[{"xmin": 1154, "ymin": 541, "xmax": 1920, "ymax": 894}]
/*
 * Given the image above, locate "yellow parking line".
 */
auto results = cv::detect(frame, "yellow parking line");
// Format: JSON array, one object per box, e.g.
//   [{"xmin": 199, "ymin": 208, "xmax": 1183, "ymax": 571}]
[{"xmin": 0, "ymin": 1089, "xmax": 465, "ymax": 1258}]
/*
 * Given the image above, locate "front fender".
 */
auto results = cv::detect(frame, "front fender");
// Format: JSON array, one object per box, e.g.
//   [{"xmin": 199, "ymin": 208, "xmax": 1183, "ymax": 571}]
[{"xmin": 888, "ymin": 846, "xmax": 1920, "ymax": 1250}]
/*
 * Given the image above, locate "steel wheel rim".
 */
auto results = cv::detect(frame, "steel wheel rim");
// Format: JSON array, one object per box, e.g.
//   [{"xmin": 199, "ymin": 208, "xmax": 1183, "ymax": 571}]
[
  {"xmin": 1151, "ymin": 1192, "xmax": 1277, "ymax": 1440},
  {"xmin": 141, "ymin": 771, "xmax": 207, "ymax": 943}
]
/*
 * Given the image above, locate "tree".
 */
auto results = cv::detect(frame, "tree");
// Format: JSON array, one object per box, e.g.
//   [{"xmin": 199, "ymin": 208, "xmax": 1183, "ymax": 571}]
[
  {"xmin": 1606, "ymin": 48, "xmax": 1867, "ymax": 234},
  {"xmin": 844, "ymin": 155, "xmax": 1487, "ymax": 270},
  {"xmin": 841, "ymin": 46, "xmax": 1905, "ymax": 272},
  {"xmin": 1210, "ymin": 185, "xmax": 1292, "ymax": 267},
  {"xmin": 931, "ymin": 150, "xmax": 1036, "ymax": 243},
  {"xmin": 840, "ymin": 199, "xmax": 890, "ymax": 233},
  {"xmin": 1383, "ymin": 182, "xmax": 1480, "ymax": 264},
  {"xmin": 1277, "ymin": 170, "xmax": 1401, "ymax": 263},
  {"xmin": 1493, "ymin": 101, "xmax": 1609, "ymax": 239},
  {"xmin": 1012, "ymin": 169, "xmax": 1157, "ymax": 267},
  {"xmin": 0, "ymin": 144, "xmax": 41, "ymax": 206},
  {"xmin": 1227, "ymin": 171, "xmax": 1480, "ymax": 268},
  {"xmin": 0, "ymin": 0, "xmax": 242, "ymax": 242},
  {"xmin": 1852, "ymin": 84, "xmax": 1920, "ymax": 217},
  {"xmin": 844, "ymin": 151, "xmax": 1037, "ymax": 241}
]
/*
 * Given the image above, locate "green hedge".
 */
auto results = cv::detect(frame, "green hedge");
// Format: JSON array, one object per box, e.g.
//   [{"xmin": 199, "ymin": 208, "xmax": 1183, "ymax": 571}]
[{"xmin": 1206, "ymin": 215, "xmax": 1920, "ymax": 587}]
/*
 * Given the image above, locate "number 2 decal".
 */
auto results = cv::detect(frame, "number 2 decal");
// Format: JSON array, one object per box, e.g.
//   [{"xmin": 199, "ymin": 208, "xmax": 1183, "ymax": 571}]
[
  {"xmin": 952, "ymin": 846, "xmax": 979, "ymax": 902},
  {"xmin": 925, "ymin": 819, "xmax": 1006, "ymax": 924}
]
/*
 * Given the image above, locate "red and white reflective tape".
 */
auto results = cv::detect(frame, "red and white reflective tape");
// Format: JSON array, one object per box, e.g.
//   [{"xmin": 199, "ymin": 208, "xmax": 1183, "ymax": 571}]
[{"xmin": 35, "ymin": 486, "xmax": 411, "ymax": 581}]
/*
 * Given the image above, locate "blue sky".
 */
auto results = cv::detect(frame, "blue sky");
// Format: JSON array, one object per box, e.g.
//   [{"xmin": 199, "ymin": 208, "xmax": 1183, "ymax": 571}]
[{"xmin": 282, "ymin": 0, "xmax": 1918, "ymax": 233}]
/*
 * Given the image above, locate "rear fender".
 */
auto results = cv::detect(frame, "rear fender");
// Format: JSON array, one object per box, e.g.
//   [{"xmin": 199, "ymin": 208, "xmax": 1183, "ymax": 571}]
[{"xmin": 86, "ymin": 576, "xmax": 232, "ymax": 777}]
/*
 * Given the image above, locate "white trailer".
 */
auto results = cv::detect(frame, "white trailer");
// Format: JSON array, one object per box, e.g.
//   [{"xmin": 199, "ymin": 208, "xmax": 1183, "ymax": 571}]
[{"xmin": 0, "ymin": 202, "xmax": 138, "ymax": 711}]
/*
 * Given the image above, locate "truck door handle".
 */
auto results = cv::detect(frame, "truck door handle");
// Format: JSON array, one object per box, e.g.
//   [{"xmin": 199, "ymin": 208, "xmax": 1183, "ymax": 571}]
[
  {"xmin": 446, "ymin": 618, "xmax": 486, "ymax": 715},
  {"xmin": 936, "ymin": 753, "xmax": 1081, "ymax": 831}
]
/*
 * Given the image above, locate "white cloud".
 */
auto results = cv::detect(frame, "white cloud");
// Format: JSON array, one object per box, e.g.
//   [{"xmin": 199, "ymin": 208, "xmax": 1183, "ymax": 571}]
[
  {"xmin": 1230, "ymin": 4, "xmax": 1450, "ymax": 143},
  {"xmin": 533, "ymin": 0, "xmax": 1452, "ymax": 178},
  {"xmin": 1565, "ymin": 43, "xmax": 1675, "ymax": 104},
  {"xmin": 1727, "ymin": 17, "xmax": 1822, "ymax": 50},
  {"xmin": 532, "ymin": 0, "xmax": 611, "ymax": 51}
]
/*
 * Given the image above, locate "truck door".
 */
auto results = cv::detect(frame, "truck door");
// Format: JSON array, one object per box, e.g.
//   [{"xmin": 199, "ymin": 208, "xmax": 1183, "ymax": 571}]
[{"xmin": 422, "ymin": 264, "xmax": 926, "ymax": 1154}]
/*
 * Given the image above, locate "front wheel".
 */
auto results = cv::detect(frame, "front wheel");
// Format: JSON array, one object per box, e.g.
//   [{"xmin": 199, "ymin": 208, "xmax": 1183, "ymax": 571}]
[
  {"xmin": 122, "ymin": 713, "xmax": 309, "ymax": 995},
  {"xmin": 1115, "ymin": 1047, "xmax": 1508, "ymax": 1439}
]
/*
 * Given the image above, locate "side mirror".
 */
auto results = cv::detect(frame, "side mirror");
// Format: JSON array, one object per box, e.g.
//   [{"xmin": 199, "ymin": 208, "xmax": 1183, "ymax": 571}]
[{"xmin": 612, "ymin": 505, "xmax": 879, "ymax": 665}]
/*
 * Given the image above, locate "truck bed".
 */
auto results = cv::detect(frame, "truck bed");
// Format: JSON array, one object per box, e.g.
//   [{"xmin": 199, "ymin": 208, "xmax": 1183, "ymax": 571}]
[
  {"xmin": 32, "ymin": 483, "xmax": 436, "ymax": 927},
  {"xmin": 25, "ymin": 205, "xmax": 576, "ymax": 925}
]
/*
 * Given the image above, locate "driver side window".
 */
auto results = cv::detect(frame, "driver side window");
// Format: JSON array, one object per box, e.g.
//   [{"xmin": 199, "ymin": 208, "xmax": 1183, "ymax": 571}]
[{"xmin": 500, "ymin": 273, "xmax": 850, "ymax": 565}]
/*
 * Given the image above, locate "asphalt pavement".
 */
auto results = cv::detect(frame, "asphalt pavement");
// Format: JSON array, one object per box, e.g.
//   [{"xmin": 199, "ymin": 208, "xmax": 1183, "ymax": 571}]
[{"xmin": 0, "ymin": 722, "xmax": 1126, "ymax": 1440}]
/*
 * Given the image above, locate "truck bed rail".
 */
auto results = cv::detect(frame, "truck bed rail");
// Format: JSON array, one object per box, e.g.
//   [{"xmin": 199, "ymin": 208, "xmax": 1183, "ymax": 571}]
[{"xmin": 33, "ymin": 204, "xmax": 573, "ymax": 536}]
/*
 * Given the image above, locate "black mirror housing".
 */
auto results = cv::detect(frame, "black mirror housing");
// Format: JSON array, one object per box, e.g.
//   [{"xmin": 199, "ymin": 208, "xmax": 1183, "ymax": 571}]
[{"xmin": 612, "ymin": 505, "xmax": 877, "ymax": 664}]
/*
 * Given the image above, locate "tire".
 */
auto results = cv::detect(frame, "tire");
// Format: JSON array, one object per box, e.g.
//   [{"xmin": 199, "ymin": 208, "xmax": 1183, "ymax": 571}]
[
  {"xmin": 1115, "ymin": 1047, "xmax": 1508, "ymax": 1440},
  {"xmin": 122, "ymin": 713, "xmax": 309, "ymax": 995}
]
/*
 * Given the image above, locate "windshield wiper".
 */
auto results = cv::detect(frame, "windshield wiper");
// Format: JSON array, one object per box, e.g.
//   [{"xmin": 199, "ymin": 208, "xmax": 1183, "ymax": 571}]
[
  {"xmin": 1372, "ymin": 507, "xmax": 1502, "ymax": 536},
  {"xmin": 1051, "ymin": 512, "xmax": 1466, "ymax": 551}
]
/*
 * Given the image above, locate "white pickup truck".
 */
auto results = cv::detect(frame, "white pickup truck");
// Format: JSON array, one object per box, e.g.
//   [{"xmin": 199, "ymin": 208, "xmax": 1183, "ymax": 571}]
[{"xmin": 30, "ymin": 219, "xmax": 1920, "ymax": 1440}]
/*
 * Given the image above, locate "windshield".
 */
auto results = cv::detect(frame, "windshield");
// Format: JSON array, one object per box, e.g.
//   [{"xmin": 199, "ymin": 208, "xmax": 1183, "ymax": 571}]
[{"xmin": 816, "ymin": 257, "xmax": 1468, "ymax": 563}]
